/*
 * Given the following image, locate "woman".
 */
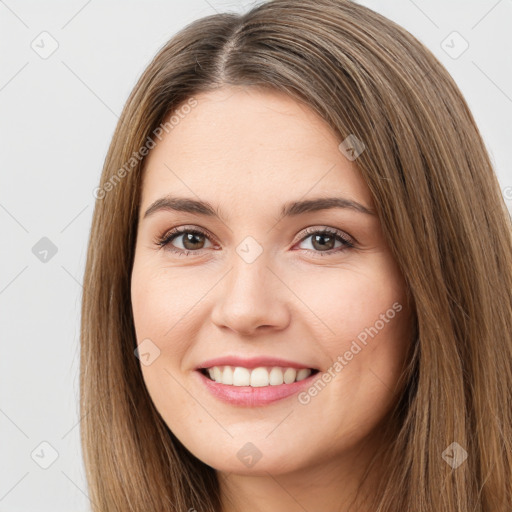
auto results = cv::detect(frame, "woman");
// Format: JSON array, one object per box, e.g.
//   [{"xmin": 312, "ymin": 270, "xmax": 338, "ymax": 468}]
[{"xmin": 80, "ymin": 0, "xmax": 512, "ymax": 510}]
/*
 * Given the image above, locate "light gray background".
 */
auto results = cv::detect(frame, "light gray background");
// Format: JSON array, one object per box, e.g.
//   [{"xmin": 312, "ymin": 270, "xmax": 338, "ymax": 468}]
[{"xmin": 1, "ymin": 1, "xmax": 511, "ymax": 510}]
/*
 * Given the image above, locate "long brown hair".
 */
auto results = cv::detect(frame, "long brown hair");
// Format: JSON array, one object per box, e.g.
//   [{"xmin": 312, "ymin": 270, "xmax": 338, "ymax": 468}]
[{"xmin": 80, "ymin": 0, "xmax": 512, "ymax": 510}]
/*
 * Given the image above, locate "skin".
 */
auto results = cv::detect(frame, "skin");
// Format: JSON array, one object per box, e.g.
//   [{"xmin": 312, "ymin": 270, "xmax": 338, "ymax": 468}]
[{"xmin": 130, "ymin": 85, "xmax": 416, "ymax": 512}]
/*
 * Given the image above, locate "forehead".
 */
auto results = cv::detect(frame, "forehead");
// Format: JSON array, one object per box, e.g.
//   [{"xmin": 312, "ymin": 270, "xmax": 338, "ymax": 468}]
[{"xmin": 140, "ymin": 86, "xmax": 373, "ymax": 213}]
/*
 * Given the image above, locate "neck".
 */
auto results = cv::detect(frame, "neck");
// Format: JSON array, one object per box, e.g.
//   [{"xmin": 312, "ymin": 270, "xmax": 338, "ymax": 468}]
[{"xmin": 217, "ymin": 434, "xmax": 384, "ymax": 512}]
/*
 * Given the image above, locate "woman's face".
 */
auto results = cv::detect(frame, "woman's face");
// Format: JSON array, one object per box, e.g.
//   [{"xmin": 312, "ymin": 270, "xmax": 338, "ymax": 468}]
[{"xmin": 131, "ymin": 86, "xmax": 415, "ymax": 477}]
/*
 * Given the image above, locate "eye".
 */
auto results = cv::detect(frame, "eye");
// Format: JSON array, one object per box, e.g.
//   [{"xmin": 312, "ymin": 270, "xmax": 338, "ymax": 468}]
[
  {"xmin": 294, "ymin": 226, "xmax": 355, "ymax": 256},
  {"xmin": 154, "ymin": 225, "xmax": 355, "ymax": 257},
  {"xmin": 155, "ymin": 226, "xmax": 214, "ymax": 256}
]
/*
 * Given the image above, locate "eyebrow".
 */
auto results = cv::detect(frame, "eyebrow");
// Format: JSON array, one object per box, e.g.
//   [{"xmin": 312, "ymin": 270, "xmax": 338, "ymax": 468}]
[{"xmin": 142, "ymin": 195, "xmax": 376, "ymax": 222}]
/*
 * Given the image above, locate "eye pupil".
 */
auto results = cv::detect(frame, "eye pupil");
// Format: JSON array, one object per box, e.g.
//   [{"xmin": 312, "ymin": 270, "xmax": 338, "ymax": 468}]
[
  {"xmin": 183, "ymin": 232, "xmax": 205, "ymax": 250},
  {"xmin": 312, "ymin": 233, "xmax": 334, "ymax": 251}
]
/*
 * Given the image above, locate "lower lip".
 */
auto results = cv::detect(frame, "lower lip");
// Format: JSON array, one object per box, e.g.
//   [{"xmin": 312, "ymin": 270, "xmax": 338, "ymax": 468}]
[{"xmin": 195, "ymin": 369, "xmax": 319, "ymax": 407}]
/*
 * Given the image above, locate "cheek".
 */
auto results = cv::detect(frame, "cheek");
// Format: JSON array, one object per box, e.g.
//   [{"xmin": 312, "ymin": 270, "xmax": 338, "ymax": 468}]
[
  {"xmin": 292, "ymin": 256, "xmax": 412, "ymax": 410},
  {"xmin": 298, "ymin": 258, "xmax": 409, "ymax": 349},
  {"xmin": 130, "ymin": 262, "xmax": 210, "ymax": 383},
  {"xmin": 131, "ymin": 263, "xmax": 200, "ymax": 341},
  {"xmin": 130, "ymin": 266, "xmax": 193, "ymax": 420},
  {"xmin": 128, "ymin": 250, "xmax": 414, "ymax": 469}
]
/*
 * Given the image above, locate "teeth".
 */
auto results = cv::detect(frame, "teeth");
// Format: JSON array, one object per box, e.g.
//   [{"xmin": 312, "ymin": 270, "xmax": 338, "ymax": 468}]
[
  {"xmin": 233, "ymin": 367, "xmax": 250, "ymax": 386},
  {"xmin": 204, "ymin": 366, "xmax": 314, "ymax": 386},
  {"xmin": 283, "ymin": 368, "xmax": 296, "ymax": 384},
  {"xmin": 222, "ymin": 366, "xmax": 233, "ymax": 385},
  {"xmin": 250, "ymin": 367, "xmax": 268, "ymax": 387},
  {"xmin": 269, "ymin": 367, "xmax": 284, "ymax": 385}
]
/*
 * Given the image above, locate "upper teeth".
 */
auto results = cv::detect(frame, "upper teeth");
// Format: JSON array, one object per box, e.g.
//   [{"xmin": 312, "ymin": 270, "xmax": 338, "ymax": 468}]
[{"xmin": 206, "ymin": 366, "xmax": 313, "ymax": 387}]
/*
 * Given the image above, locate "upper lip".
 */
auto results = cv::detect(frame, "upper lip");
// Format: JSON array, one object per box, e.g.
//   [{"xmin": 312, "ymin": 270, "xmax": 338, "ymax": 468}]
[{"xmin": 195, "ymin": 356, "xmax": 319, "ymax": 371}]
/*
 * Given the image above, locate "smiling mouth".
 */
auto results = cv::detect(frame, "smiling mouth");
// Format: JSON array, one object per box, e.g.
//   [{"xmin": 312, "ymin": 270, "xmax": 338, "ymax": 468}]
[{"xmin": 199, "ymin": 365, "xmax": 320, "ymax": 387}]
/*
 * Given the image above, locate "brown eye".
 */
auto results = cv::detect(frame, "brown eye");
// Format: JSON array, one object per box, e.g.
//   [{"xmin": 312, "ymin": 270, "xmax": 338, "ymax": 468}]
[
  {"xmin": 156, "ymin": 225, "xmax": 354, "ymax": 257},
  {"xmin": 181, "ymin": 231, "xmax": 207, "ymax": 250},
  {"xmin": 157, "ymin": 227, "xmax": 214, "ymax": 254},
  {"xmin": 310, "ymin": 232, "xmax": 336, "ymax": 251},
  {"xmin": 296, "ymin": 227, "xmax": 354, "ymax": 255}
]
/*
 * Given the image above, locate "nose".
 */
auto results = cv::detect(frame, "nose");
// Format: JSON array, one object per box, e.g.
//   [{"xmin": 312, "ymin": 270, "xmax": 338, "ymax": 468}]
[{"xmin": 210, "ymin": 254, "xmax": 291, "ymax": 336}]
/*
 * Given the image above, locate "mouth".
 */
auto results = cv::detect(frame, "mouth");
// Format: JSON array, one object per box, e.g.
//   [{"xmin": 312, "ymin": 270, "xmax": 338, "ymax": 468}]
[
  {"xmin": 198, "ymin": 365, "xmax": 321, "ymax": 387},
  {"xmin": 195, "ymin": 365, "xmax": 321, "ymax": 407}
]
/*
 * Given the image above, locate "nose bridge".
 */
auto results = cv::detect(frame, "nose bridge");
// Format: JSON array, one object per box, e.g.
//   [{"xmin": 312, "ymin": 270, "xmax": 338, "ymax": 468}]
[{"xmin": 210, "ymin": 239, "xmax": 290, "ymax": 334}]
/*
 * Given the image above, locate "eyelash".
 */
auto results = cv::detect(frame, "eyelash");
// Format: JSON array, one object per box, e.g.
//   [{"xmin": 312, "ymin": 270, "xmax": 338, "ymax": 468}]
[{"xmin": 154, "ymin": 225, "xmax": 355, "ymax": 258}]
